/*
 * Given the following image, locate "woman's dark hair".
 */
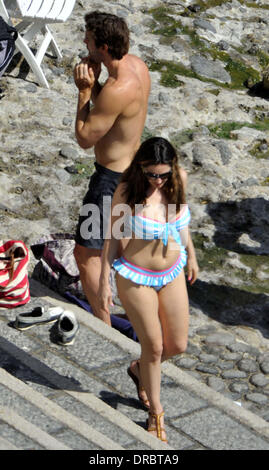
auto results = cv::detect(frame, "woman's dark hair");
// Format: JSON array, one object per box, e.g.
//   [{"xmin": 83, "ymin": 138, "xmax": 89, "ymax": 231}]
[
  {"xmin": 84, "ymin": 11, "xmax": 129, "ymax": 60},
  {"xmin": 121, "ymin": 137, "xmax": 186, "ymax": 210}
]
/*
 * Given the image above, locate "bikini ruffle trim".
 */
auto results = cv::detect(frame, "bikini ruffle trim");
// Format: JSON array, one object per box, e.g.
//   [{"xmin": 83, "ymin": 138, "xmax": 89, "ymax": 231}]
[{"xmin": 113, "ymin": 252, "xmax": 187, "ymax": 287}]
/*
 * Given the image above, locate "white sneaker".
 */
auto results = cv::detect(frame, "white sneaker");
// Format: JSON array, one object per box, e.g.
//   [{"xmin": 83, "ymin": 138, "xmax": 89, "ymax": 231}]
[
  {"xmin": 57, "ymin": 310, "xmax": 79, "ymax": 346},
  {"xmin": 14, "ymin": 305, "xmax": 64, "ymax": 330}
]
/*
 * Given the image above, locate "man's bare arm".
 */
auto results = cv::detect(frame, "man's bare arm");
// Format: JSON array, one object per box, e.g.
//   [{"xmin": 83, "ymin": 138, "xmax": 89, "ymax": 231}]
[
  {"xmin": 75, "ymin": 89, "xmax": 92, "ymax": 148},
  {"xmin": 74, "ymin": 61, "xmax": 131, "ymax": 148},
  {"xmin": 91, "ymin": 80, "xmax": 103, "ymax": 103},
  {"xmin": 75, "ymin": 84, "xmax": 126, "ymax": 149},
  {"xmin": 88, "ymin": 60, "xmax": 103, "ymax": 103},
  {"xmin": 74, "ymin": 59, "xmax": 102, "ymax": 147}
]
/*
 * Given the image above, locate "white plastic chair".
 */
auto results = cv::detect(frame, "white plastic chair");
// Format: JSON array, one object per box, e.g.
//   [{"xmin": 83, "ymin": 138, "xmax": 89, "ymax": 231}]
[{"xmin": 0, "ymin": 0, "xmax": 76, "ymax": 88}]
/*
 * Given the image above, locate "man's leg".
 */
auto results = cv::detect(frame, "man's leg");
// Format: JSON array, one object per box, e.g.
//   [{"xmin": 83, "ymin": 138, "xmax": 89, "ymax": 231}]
[{"xmin": 74, "ymin": 243, "xmax": 111, "ymax": 326}]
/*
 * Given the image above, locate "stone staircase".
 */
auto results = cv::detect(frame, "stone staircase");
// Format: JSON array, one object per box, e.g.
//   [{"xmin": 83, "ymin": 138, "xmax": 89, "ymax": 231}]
[
  {"xmin": 0, "ymin": 279, "xmax": 269, "ymax": 451},
  {"xmin": 0, "ymin": 280, "xmax": 172, "ymax": 450}
]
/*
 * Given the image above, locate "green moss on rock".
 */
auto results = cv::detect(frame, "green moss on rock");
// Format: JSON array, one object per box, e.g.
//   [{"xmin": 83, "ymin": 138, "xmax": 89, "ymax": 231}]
[
  {"xmin": 170, "ymin": 128, "xmax": 194, "ymax": 148},
  {"xmin": 208, "ymin": 121, "xmax": 249, "ymax": 139},
  {"xmin": 192, "ymin": 233, "xmax": 228, "ymax": 271},
  {"xmin": 192, "ymin": 233, "xmax": 269, "ymax": 295},
  {"xmin": 147, "ymin": 6, "xmax": 261, "ymax": 89},
  {"xmin": 261, "ymin": 177, "xmax": 269, "ymax": 186},
  {"xmin": 250, "ymin": 142, "xmax": 269, "ymax": 160},
  {"xmin": 70, "ymin": 160, "xmax": 95, "ymax": 185},
  {"xmin": 244, "ymin": 2, "xmax": 269, "ymax": 10},
  {"xmin": 194, "ymin": 0, "xmax": 233, "ymax": 10},
  {"xmin": 207, "ymin": 88, "xmax": 221, "ymax": 96},
  {"xmin": 142, "ymin": 127, "xmax": 156, "ymax": 142},
  {"xmin": 208, "ymin": 119, "xmax": 269, "ymax": 139}
]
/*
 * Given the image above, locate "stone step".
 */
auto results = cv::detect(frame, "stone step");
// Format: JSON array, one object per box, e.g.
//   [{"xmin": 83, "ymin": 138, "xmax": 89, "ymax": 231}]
[
  {"xmin": 0, "ymin": 435, "xmax": 20, "ymax": 450},
  {"xmin": 0, "ymin": 318, "xmax": 174, "ymax": 450},
  {"xmin": 1, "ymin": 279, "xmax": 269, "ymax": 450},
  {"xmin": 0, "ymin": 282, "xmax": 173, "ymax": 450},
  {"xmin": 0, "ymin": 367, "xmax": 124, "ymax": 450},
  {"xmin": 0, "ymin": 359, "xmax": 170, "ymax": 450},
  {"xmin": 0, "ymin": 403, "xmax": 71, "ymax": 450}
]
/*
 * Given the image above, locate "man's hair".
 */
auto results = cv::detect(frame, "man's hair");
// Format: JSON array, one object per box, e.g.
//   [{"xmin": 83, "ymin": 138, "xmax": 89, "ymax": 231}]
[{"xmin": 84, "ymin": 11, "xmax": 129, "ymax": 60}]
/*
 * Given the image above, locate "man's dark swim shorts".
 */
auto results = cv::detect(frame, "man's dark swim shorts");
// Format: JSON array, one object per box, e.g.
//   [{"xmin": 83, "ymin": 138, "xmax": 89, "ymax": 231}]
[{"xmin": 75, "ymin": 162, "xmax": 122, "ymax": 250}]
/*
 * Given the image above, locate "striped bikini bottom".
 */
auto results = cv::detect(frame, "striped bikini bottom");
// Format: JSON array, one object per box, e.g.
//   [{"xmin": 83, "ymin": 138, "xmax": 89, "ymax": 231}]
[{"xmin": 113, "ymin": 250, "xmax": 187, "ymax": 291}]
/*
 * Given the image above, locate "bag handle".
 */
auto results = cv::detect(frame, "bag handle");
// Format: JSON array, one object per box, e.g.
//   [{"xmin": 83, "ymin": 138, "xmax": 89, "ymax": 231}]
[
  {"xmin": 0, "ymin": 16, "xmax": 18, "ymax": 41},
  {"xmin": 6, "ymin": 252, "xmax": 15, "ymax": 284}
]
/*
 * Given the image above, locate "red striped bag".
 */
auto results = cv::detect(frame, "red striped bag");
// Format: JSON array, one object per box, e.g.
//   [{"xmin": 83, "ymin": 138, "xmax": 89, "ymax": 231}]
[{"xmin": 0, "ymin": 240, "xmax": 30, "ymax": 308}]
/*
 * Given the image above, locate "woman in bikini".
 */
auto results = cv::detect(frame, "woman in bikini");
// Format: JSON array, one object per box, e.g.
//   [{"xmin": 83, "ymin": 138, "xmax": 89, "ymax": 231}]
[{"xmin": 98, "ymin": 137, "xmax": 198, "ymax": 443}]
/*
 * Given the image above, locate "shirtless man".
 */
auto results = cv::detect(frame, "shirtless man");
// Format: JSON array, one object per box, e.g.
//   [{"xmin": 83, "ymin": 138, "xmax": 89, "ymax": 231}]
[{"xmin": 73, "ymin": 11, "xmax": 151, "ymax": 325}]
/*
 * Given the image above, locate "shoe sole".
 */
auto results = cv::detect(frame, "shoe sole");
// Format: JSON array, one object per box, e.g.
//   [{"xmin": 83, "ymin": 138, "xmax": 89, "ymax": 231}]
[
  {"xmin": 14, "ymin": 318, "xmax": 59, "ymax": 331},
  {"xmin": 57, "ymin": 337, "xmax": 75, "ymax": 346},
  {"xmin": 127, "ymin": 366, "xmax": 150, "ymax": 410}
]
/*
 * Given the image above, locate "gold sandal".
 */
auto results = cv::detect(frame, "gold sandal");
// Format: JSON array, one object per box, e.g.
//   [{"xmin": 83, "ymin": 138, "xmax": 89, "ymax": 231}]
[
  {"xmin": 147, "ymin": 410, "xmax": 168, "ymax": 443},
  {"xmin": 127, "ymin": 360, "xmax": 150, "ymax": 410}
]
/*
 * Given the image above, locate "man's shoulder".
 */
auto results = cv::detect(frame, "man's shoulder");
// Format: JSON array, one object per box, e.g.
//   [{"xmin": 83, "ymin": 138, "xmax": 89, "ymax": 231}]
[
  {"xmin": 94, "ymin": 77, "xmax": 134, "ymax": 114},
  {"xmin": 127, "ymin": 53, "xmax": 147, "ymax": 64},
  {"xmin": 102, "ymin": 71, "xmax": 138, "ymax": 100},
  {"xmin": 126, "ymin": 54, "xmax": 149, "ymax": 75},
  {"xmin": 102, "ymin": 76, "xmax": 133, "ymax": 97},
  {"xmin": 95, "ymin": 54, "xmax": 149, "ymax": 111}
]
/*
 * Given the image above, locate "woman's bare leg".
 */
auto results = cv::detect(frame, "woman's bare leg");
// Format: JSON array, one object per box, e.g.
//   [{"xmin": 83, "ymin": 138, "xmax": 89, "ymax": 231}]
[
  {"xmin": 116, "ymin": 275, "xmax": 166, "ymax": 439},
  {"xmin": 158, "ymin": 269, "xmax": 189, "ymax": 360},
  {"xmin": 125, "ymin": 273, "xmax": 189, "ymax": 408}
]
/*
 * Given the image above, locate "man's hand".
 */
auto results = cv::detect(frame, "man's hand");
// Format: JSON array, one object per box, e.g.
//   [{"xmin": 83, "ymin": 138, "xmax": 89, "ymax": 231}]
[
  {"xmin": 74, "ymin": 57, "xmax": 101, "ymax": 92},
  {"xmin": 74, "ymin": 62, "xmax": 95, "ymax": 92},
  {"xmin": 85, "ymin": 57, "xmax": 101, "ymax": 81},
  {"xmin": 98, "ymin": 282, "xmax": 113, "ymax": 315}
]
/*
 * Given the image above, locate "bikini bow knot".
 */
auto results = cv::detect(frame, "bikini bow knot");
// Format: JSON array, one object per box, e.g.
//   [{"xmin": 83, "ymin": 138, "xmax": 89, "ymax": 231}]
[{"xmin": 161, "ymin": 223, "xmax": 181, "ymax": 246}]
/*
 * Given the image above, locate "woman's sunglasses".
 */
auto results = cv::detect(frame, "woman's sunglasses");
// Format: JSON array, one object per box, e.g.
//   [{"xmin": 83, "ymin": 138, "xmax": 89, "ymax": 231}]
[{"xmin": 143, "ymin": 170, "xmax": 172, "ymax": 180}]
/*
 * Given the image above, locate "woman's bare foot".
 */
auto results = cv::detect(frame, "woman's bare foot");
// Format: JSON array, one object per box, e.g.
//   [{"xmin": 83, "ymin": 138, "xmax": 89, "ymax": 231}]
[{"xmin": 128, "ymin": 360, "xmax": 150, "ymax": 409}]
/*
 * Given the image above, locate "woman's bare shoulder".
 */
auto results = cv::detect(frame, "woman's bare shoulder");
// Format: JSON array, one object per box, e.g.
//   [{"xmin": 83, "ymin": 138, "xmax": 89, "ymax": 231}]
[
  {"xmin": 179, "ymin": 167, "xmax": 187, "ymax": 189},
  {"xmin": 112, "ymin": 182, "xmax": 128, "ymax": 204}
]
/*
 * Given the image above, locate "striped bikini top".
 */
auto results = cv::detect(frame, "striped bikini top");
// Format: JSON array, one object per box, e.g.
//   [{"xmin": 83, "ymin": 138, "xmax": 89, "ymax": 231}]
[{"xmin": 126, "ymin": 205, "xmax": 191, "ymax": 246}]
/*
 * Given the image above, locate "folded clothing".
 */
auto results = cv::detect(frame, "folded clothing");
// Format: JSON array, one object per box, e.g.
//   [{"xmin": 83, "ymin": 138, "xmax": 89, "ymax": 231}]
[{"xmin": 31, "ymin": 234, "xmax": 138, "ymax": 343}]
